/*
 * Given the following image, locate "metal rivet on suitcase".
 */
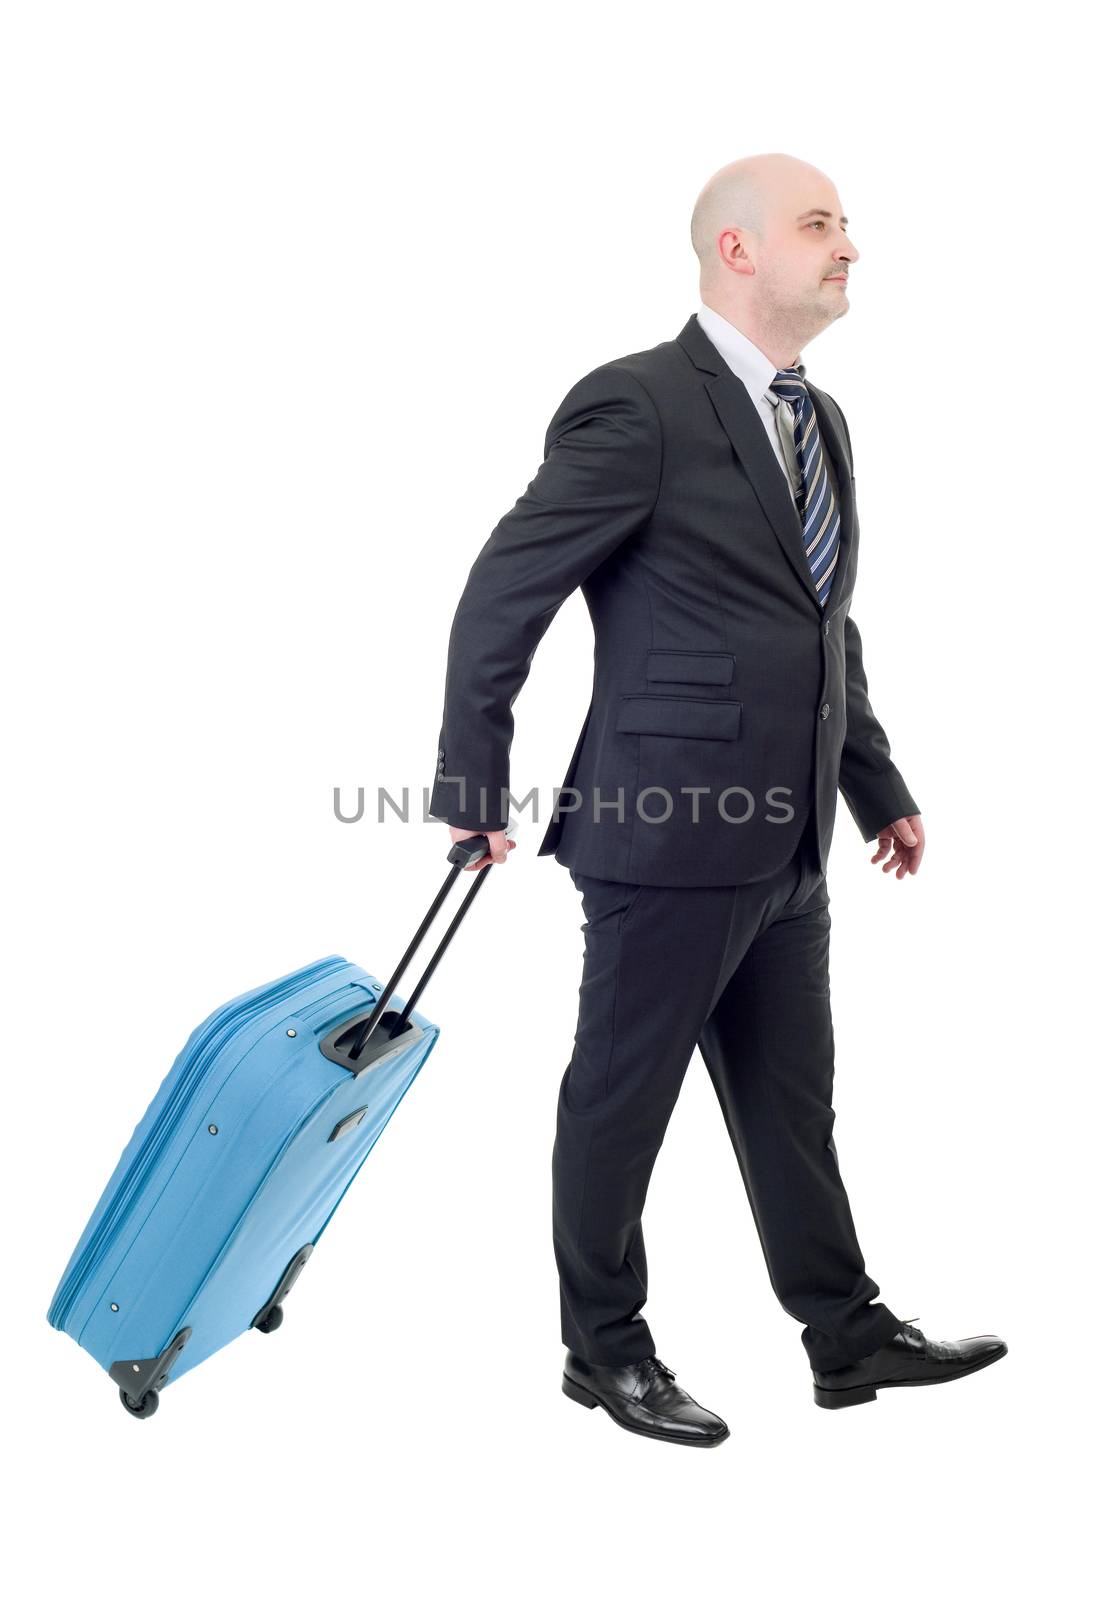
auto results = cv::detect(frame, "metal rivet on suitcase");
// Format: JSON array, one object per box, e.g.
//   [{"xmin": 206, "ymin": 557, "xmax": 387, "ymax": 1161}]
[
  {"xmin": 110, "ymin": 1303, "xmax": 119, "ymax": 1312},
  {"xmin": 287, "ymin": 1029, "xmax": 297, "ymax": 1037},
  {"xmin": 208, "ymin": 1125, "xmax": 219, "ymax": 1135}
]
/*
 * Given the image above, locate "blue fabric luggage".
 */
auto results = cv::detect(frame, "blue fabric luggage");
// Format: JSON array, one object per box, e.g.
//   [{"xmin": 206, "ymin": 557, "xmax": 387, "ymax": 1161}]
[{"xmin": 47, "ymin": 832, "xmax": 497, "ymax": 1419}]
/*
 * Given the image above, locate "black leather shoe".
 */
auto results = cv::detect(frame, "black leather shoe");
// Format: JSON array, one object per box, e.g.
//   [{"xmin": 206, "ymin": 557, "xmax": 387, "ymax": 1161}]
[
  {"xmin": 562, "ymin": 1352, "xmax": 730, "ymax": 1446},
  {"xmin": 812, "ymin": 1319, "xmax": 1008, "ymax": 1409}
]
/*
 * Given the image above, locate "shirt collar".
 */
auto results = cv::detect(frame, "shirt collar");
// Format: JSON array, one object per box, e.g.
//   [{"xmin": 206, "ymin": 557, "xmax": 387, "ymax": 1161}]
[{"xmin": 695, "ymin": 303, "xmax": 803, "ymax": 405}]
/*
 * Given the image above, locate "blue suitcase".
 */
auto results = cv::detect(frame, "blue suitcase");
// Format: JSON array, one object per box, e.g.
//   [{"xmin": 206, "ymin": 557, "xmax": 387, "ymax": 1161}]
[{"xmin": 47, "ymin": 832, "xmax": 497, "ymax": 1419}]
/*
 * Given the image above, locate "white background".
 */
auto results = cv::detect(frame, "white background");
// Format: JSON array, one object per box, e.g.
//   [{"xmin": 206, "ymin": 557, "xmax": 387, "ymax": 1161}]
[{"xmin": 3, "ymin": 3, "xmax": 1114, "ymax": 1595}]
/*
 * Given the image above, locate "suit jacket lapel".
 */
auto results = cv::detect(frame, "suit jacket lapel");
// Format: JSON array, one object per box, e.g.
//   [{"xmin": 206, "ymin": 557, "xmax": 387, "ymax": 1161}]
[{"xmin": 676, "ymin": 313, "xmax": 853, "ymax": 614}]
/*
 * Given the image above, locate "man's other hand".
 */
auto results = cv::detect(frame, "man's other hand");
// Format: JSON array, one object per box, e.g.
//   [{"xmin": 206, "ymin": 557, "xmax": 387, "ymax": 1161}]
[
  {"xmin": 448, "ymin": 826, "xmax": 518, "ymax": 871},
  {"xmin": 870, "ymin": 815, "xmax": 924, "ymax": 878}
]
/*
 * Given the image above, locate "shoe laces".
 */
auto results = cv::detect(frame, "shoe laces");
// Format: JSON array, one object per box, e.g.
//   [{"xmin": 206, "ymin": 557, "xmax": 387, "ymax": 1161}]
[
  {"xmin": 638, "ymin": 1355, "xmax": 677, "ymax": 1383},
  {"xmin": 899, "ymin": 1316, "xmax": 953, "ymax": 1359}
]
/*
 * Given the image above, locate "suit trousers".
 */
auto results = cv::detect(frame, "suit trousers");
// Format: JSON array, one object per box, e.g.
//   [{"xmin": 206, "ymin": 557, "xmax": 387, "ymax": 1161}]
[{"xmin": 551, "ymin": 809, "xmax": 905, "ymax": 1373}]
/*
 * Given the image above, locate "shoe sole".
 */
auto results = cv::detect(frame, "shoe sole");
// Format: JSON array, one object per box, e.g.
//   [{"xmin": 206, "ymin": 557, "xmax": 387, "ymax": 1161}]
[
  {"xmin": 561, "ymin": 1373, "xmax": 730, "ymax": 1446},
  {"xmin": 813, "ymin": 1345, "xmax": 1008, "ymax": 1409}
]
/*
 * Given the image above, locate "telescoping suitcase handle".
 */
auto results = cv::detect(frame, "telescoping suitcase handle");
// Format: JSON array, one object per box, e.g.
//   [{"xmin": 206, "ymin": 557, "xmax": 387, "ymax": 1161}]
[{"xmin": 346, "ymin": 820, "xmax": 517, "ymax": 1060}]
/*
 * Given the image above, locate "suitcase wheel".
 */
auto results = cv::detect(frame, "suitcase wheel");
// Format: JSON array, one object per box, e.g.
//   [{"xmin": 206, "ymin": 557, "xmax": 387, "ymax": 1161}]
[
  {"xmin": 119, "ymin": 1386, "xmax": 160, "ymax": 1420},
  {"xmin": 255, "ymin": 1304, "xmax": 284, "ymax": 1335}
]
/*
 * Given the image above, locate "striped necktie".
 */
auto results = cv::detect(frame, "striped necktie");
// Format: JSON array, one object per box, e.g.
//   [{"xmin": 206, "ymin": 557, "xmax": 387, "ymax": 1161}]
[{"xmin": 768, "ymin": 368, "xmax": 839, "ymax": 606}]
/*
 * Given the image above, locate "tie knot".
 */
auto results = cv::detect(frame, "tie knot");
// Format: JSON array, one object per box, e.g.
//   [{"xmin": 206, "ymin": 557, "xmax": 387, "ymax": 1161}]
[{"xmin": 769, "ymin": 367, "xmax": 808, "ymax": 408}]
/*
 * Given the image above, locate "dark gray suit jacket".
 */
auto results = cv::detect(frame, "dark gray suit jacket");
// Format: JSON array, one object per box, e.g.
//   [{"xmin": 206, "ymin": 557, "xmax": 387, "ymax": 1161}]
[{"xmin": 428, "ymin": 312, "xmax": 918, "ymax": 887}]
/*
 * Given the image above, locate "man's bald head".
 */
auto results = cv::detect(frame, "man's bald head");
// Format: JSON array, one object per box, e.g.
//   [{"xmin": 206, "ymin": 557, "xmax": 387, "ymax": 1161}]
[
  {"xmin": 689, "ymin": 153, "xmax": 857, "ymax": 357},
  {"xmin": 691, "ymin": 153, "xmax": 840, "ymax": 278}
]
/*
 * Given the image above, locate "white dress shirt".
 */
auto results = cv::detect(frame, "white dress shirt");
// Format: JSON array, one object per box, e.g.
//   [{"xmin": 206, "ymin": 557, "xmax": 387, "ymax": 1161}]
[{"xmin": 695, "ymin": 302, "xmax": 806, "ymax": 507}]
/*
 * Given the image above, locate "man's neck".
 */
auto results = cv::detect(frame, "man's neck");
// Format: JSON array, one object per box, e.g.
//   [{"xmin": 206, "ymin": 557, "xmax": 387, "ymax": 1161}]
[{"xmin": 700, "ymin": 299, "xmax": 801, "ymax": 370}]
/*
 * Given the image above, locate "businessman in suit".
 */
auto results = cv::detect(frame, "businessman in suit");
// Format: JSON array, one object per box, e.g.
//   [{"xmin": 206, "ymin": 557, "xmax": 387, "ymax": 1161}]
[{"xmin": 428, "ymin": 153, "xmax": 1006, "ymax": 1443}]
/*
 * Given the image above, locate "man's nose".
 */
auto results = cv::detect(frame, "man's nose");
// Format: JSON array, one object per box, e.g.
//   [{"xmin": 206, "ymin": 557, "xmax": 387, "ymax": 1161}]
[{"xmin": 836, "ymin": 237, "xmax": 859, "ymax": 265}]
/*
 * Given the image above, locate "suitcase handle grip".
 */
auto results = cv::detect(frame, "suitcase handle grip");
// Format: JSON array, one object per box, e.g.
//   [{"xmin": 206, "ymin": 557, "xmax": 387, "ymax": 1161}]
[
  {"xmin": 446, "ymin": 833, "xmax": 493, "ymax": 869},
  {"xmin": 345, "ymin": 831, "xmax": 499, "ymax": 1059}
]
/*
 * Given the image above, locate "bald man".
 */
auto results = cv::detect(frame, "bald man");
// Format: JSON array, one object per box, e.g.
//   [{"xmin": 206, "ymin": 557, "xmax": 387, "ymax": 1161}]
[{"xmin": 429, "ymin": 153, "xmax": 1006, "ymax": 1443}]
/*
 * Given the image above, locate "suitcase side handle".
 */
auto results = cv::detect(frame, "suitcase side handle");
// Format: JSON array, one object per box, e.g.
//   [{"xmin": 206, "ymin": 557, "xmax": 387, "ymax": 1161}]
[{"xmin": 345, "ymin": 830, "xmax": 501, "ymax": 1059}]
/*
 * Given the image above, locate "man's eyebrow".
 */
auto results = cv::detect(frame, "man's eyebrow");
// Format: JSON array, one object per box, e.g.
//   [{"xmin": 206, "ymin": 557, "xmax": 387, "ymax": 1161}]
[{"xmin": 798, "ymin": 208, "xmax": 849, "ymax": 226}]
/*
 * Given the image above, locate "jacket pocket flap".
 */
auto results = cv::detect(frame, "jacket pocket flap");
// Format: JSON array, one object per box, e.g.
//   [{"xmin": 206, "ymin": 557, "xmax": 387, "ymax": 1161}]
[
  {"xmin": 616, "ymin": 695, "xmax": 741, "ymax": 740},
  {"xmin": 646, "ymin": 649, "xmax": 735, "ymax": 685}
]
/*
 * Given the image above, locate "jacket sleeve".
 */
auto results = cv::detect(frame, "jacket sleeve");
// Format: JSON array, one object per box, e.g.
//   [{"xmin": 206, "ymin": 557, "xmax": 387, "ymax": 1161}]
[
  {"xmin": 838, "ymin": 613, "xmax": 920, "ymax": 841},
  {"xmin": 428, "ymin": 363, "xmax": 663, "ymax": 832},
  {"xmin": 826, "ymin": 396, "xmax": 920, "ymax": 841}
]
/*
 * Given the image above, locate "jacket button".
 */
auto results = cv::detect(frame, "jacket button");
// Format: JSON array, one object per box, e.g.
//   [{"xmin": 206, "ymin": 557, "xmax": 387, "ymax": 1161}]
[
  {"xmin": 823, "ymin": 619, "xmax": 830, "ymax": 636},
  {"xmin": 820, "ymin": 703, "xmax": 830, "ymax": 719}
]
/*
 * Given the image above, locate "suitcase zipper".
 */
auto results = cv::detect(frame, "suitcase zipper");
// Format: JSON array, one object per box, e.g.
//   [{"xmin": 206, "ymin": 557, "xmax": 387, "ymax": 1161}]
[{"xmin": 49, "ymin": 956, "xmax": 351, "ymax": 1328}]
